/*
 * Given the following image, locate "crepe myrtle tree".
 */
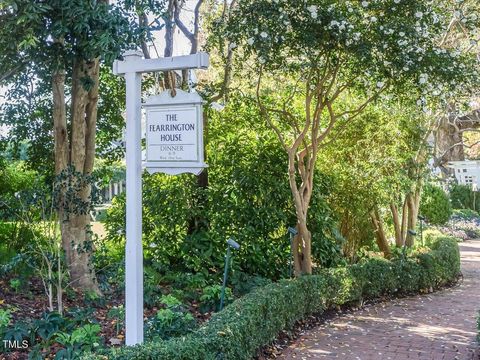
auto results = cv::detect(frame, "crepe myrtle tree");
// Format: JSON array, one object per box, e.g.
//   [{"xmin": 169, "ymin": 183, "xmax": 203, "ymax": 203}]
[{"xmin": 223, "ymin": 0, "xmax": 478, "ymax": 275}]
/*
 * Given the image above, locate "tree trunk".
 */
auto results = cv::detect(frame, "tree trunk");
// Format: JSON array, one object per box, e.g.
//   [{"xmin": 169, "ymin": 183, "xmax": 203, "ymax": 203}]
[
  {"xmin": 300, "ymin": 227, "xmax": 312, "ymax": 274},
  {"xmin": 287, "ymin": 151, "xmax": 314, "ymax": 276},
  {"xmin": 187, "ymin": 109, "xmax": 209, "ymax": 234},
  {"xmin": 405, "ymin": 195, "xmax": 416, "ymax": 247},
  {"xmin": 53, "ymin": 58, "xmax": 101, "ymax": 295},
  {"xmin": 400, "ymin": 196, "xmax": 408, "ymax": 245},
  {"xmin": 292, "ymin": 221, "xmax": 312, "ymax": 276},
  {"xmin": 390, "ymin": 202, "xmax": 403, "ymax": 247},
  {"xmin": 52, "ymin": 67, "xmax": 68, "ymax": 174},
  {"xmin": 163, "ymin": 0, "xmax": 176, "ymax": 91},
  {"xmin": 370, "ymin": 208, "xmax": 392, "ymax": 258},
  {"xmin": 433, "ymin": 105, "xmax": 480, "ymax": 176}
]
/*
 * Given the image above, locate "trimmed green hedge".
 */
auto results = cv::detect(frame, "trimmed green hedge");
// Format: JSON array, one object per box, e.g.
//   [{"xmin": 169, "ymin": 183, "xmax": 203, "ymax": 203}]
[{"xmin": 85, "ymin": 235, "xmax": 460, "ymax": 360}]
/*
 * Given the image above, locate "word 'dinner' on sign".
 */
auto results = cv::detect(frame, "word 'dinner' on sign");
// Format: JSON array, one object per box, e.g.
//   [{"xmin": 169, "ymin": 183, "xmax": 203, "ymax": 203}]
[{"xmin": 147, "ymin": 106, "xmax": 199, "ymax": 162}]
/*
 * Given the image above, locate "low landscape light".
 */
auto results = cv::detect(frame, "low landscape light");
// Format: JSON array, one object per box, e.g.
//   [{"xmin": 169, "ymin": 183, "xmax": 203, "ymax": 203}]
[
  {"xmin": 227, "ymin": 238, "xmax": 240, "ymax": 250},
  {"xmin": 288, "ymin": 227, "xmax": 298, "ymax": 236},
  {"xmin": 220, "ymin": 237, "xmax": 240, "ymax": 311},
  {"xmin": 418, "ymin": 215, "xmax": 425, "ymax": 245},
  {"xmin": 287, "ymin": 226, "xmax": 298, "ymax": 278}
]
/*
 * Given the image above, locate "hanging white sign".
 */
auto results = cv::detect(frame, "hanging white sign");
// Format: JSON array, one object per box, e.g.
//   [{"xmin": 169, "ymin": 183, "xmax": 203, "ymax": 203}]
[{"xmin": 143, "ymin": 89, "xmax": 207, "ymax": 175}]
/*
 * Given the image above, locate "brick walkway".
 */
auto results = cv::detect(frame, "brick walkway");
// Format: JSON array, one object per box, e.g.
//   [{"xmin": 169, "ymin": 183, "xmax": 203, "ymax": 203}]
[{"xmin": 280, "ymin": 239, "xmax": 480, "ymax": 360}]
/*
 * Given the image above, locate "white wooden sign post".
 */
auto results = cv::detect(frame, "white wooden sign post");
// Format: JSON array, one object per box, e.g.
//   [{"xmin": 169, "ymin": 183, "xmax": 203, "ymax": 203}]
[{"xmin": 113, "ymin": 50, "xmax": 209, "ymax": 346}]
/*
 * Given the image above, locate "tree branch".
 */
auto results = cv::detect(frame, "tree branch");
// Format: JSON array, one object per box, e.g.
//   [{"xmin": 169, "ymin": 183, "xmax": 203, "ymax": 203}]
[{"xmin": 256, "ymin": 71, "xmax": 288, "ymax": 150}]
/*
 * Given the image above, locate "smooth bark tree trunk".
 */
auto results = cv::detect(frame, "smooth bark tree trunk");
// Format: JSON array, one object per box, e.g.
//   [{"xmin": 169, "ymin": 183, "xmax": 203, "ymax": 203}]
[
  {"xmin": 370, "ymin": 208, "xmax": 392, "ymax": 258},
  {"xmin": 291, "ymin": 221, "xmax": 312, "ymax": 276},
  {"xmin": 405, "ymin": 187, "xmax": 421, "ymax": 247},
  {"xmin": 390, "ymin": 203, "xmax": 403, "ymax": 247},
  {"xmin": 287, "ymin": 151, "xmax": 314, "ymax": 276},
  {"xmin": 390, "ymin": 196, "xmax": 409, "ymax": 247},
  {"xmin": 401, "ymin": 197, "xmax": 408, "ymax": 245}
]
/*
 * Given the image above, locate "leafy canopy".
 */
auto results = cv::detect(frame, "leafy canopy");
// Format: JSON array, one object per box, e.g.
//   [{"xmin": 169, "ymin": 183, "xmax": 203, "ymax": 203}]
[
  {"xmin": 0, "ymin": 0, "xmax": 138, "ymax": 75},
  {"xmin": 224, "ymin": 0, "xmax": 479, "ymax": 100}
]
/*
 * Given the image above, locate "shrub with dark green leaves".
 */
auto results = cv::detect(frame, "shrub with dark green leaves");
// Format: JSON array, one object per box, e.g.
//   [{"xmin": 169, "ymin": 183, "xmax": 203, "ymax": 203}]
[
  {"xmin": 452, "ymin": 209, "xmax": 480, "ymax": 220},
  {"xmin": 83, "ymin": 234, "xmax": 460, "ymax": 360},
  {"xmin": 104, "ymin": 97, "xmax": 342, "ymax": 280},
  {"xmin": 450, "ymin": 184, "xmax": 480, "ymax": 211},
  {"xmin": 199, "ymin": 285, "xmax": 233, "ymax": 313},
  {"xmin": 145, "ymin": 295, "xmax": 197, "ymax": 341},
  {"xmin": 419, "ymin": 183, "xmax": 452, "ymax": 225}
]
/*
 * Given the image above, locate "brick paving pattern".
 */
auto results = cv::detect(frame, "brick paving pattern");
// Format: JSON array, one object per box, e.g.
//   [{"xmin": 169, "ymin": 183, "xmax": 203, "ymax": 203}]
[{"xmin": 280, "ymin": 239, "xmax": 480, "ymax": 360}]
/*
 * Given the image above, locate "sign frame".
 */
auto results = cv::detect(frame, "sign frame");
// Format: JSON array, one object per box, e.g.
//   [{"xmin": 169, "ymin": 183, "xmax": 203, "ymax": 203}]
[{"xmin": 143, "ymin": 89, "xmax": 207, "ymax": 175}]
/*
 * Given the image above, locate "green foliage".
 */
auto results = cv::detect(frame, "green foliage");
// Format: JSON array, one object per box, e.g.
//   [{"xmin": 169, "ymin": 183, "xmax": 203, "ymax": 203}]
[
  {"xmin": 107, "ymin": 306, "xmax": 125, "ymax": 336},
  {"xmin": 0, "ymin": 309, "xmax": 12, "ymax": 340},
  {"xmin": 145, "ymin": 295, "xmax": 197, "ymax": 341},
  {"xmin": 3, "ymin": 320, "xmax": 31, "ymax": 345},
  {"xmin": 452, "ymin": 208, "xmax": 480, "ymax": 220},
  {"xmin": 230, "ymin": 272, "xmax": 272, "ymax": 297},
  {"xmin": 83, "ymin": 290, "xmax": 106, "ymax": 308},
  {"xmin": 223, "ymin": 0, "xmax": 478, "ymax": 96},
  {"xmin": 91, "ymin": 237, "xmax": 124, "ymax": 294},
  {"xmin": 33, "ymin": 312, "xmax": 69, "ymax": 342},
  {"xmin": 0, "ymin": 161, "xmax": 40, "ymax": 219},
  {"xmin": 450, "ymin": 184, "xmax": 480, "ymax": 211},
  {"xmin": 1, "ymin": 309, "xmax": 106, "ymax": 358},
  {"xmin": 104, "ymin": 97, "xmax": 341, "ymax": 279},
  {"xmin": 9, "ymin": 278, "xmax": 21, "ymax": 293},
  {"xmin": 86, "ymin": 234, "xmax": 459, "ymax": 360},
  {"xmin": 56, "ymin": 324, "xmax": 102, "ymax": 357},
  {"xmin": 0, "ymin": 309, "xmax": 11, "ymax": 328},
  {"xmin": 65, "ymin": 308, "xmax": 96, "ymax": 327},
  {"xmin": 423, "ymin": 228, "xmax": 446, "ymax": 246},
  {"xmin": 318, "ymin": 101, "xmax": 427, "ymax": 256},
  {"xmin": 419, "ymin": 183, "xmax": 452, "ymax": 225},
  {"xmin": 0, "ymin": 161, "xmax": 38, "ymax": 197},
  {"xmin": 0, "ymin": 222, "xmax": 39, "ymax": 265},
  {"xmin": 199, "ymin": 285, "xmax": 233, "ymax": 313}
]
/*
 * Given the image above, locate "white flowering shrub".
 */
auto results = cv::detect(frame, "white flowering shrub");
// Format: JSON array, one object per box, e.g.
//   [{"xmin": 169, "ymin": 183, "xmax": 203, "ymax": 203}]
[
  {"xmin": 214, "ymin": 0, "xmax": 479, "ymax": 272},
  {"xmin": 223, "ymin": 0, "xmax": 479, "ymax": 98}
]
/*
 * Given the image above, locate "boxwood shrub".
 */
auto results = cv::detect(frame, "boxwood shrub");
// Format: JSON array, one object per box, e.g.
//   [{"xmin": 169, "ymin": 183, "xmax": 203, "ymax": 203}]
[{"xmin": 84, "ymin": 234, "xmax": 460, "ymax": 360}]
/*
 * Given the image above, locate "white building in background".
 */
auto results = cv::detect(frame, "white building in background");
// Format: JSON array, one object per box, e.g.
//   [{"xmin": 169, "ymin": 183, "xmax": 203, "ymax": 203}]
[
  {"xmin": 102, "ymin": 180, "xmax": 126, "ymax": 203},
  {"xmin": 446, "ymin": 160, "xmax": 480, "ymax": 189}
]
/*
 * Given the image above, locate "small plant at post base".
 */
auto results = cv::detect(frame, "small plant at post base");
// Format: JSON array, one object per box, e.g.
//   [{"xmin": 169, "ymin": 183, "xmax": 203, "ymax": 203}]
[
  {"xmin": 0, "ymin": 309, "xmax": 11, "ymax": 340},
  {"xmin": 55, "ymin": 323, "xmax": 102, "ymax": 357},
  {"xmin": 144, "ymin": 295, "xmax": 197, "ymax": 340},
  {"xmin": 9, "ymin": 278, "xmax": 21, "ymax": 293},
  {"xmin": 199, "ymin": 285, "xmax": 233, "ymax": 313},
  {"xmin": 107, "ymin": 305, "xmax": 125, "ymax": 336}
]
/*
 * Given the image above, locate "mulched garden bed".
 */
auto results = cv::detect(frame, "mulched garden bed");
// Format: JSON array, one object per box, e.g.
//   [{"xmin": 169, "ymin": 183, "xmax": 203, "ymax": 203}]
[{"xmin": 0, "ymin": 275, "xmax": 212, "ymax": 359}]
